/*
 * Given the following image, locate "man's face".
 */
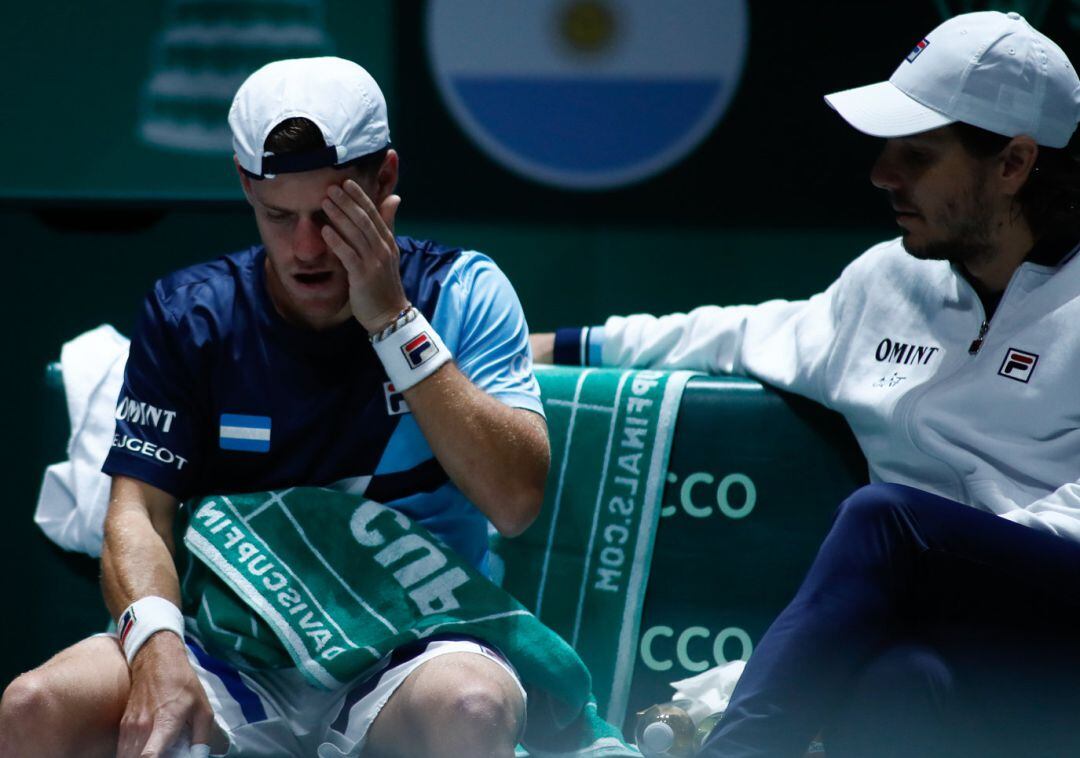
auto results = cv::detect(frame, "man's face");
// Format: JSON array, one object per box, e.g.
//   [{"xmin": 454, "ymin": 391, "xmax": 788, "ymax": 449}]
[
  {"xmin": 870, "ymin": 126, "xmax": 999, "ymax": 266},
  {"xmin": 241, "ymin": 165, "xmax": 378, "ymax": 330}
]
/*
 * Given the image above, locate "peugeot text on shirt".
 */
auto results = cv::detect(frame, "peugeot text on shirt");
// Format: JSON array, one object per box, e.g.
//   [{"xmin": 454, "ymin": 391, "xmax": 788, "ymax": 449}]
[{"xmin": 111, "ymin": 434, "xmax": 189, "ymax": 470}]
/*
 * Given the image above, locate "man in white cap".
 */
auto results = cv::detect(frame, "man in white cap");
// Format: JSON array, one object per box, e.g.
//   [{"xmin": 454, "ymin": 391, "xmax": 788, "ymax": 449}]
[
  {"xmin": 0, "ymin": 58, "xmax": 549, "ymax": 757},
  {"xmin": 536, "ymin": 11, "xmax": 1080, "ymax": 756}
]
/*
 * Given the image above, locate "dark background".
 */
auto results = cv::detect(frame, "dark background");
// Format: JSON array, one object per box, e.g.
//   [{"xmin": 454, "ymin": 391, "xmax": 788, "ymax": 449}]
[{"xmin": 2, "ymin": 0, "xmax": 1076, "ymax": 701}]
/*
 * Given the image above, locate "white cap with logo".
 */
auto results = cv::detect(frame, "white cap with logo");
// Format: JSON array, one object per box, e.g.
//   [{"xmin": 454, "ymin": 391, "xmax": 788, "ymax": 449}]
[
  {"xmin": 229, "ymin": 56, "xmax": 390, "ymax": 179},
  {"xmin": 825, "ymin": 11, "xmax": 1080, "ymax": 148}
]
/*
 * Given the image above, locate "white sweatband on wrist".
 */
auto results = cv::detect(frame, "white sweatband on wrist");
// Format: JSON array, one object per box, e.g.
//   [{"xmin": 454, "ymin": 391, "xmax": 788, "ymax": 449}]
[
  {"xmin": 118, "ymin": 596, "xmax": 185, "ymax": 665},
  {"xmin": 371, "ymin": 309, "xmax": 452, "ymax": 392}
]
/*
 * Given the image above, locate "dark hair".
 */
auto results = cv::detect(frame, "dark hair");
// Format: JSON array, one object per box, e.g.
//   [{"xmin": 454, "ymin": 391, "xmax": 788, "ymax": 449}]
[
  {"xmin": 951, "ymin": 122, "xmax": 1080, "ymax": 239},
  {"xmin": 263, "ymin": 116, "xmax": 389, "ymax": 178}
]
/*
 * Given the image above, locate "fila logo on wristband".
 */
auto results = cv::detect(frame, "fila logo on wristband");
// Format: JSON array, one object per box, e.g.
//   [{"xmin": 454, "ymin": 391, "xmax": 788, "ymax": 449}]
[
  {"xmin": 372, "ymin": 309, "xmax": 452, "ymax": 392},
  {"xmin": 118, "ymin": 596, "xmax": 185, "ymax": 664},
  {"xmin": 118, "ymin": 607, "xmax": 137, "ymax": 645},
  {"xmin": 402, "ymin": 332, "xmax": 439, "ymax": 369}
]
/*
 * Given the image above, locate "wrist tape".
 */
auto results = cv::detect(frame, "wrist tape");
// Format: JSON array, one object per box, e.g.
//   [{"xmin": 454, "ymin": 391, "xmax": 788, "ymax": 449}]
[
  {"xmin": 118, "ymin": 596, "xmax": 185, "ymax": 664},
  {"xmin": 372, "ymin": 309, "xmax": 452, "ymax": 392}
]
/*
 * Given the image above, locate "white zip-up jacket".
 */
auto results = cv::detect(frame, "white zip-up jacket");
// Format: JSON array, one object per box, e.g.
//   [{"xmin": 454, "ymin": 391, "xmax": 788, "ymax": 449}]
[{"xmin": 601, "ymin": 237, "xmax": 1080, "ymax": 542}]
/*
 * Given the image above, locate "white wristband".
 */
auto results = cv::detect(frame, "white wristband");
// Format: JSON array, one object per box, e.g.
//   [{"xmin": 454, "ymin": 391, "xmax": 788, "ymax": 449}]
[
  {"xmin": 372, "ymin": 309, "xmax": 452, "ymax": 392},
  {"xmin": 118, "ymin": 596, "xmax": 185, "ymax": 665}
]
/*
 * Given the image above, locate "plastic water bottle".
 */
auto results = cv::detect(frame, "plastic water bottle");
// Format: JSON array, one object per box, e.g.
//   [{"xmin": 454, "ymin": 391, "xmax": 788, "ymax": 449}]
[
  {"xmin": 692, "ymin": 712, "xmax": 724, "ymax": 751},
  {"xmin": 634, "ymin": 701, "xmax": 696, "ymax": 757}
]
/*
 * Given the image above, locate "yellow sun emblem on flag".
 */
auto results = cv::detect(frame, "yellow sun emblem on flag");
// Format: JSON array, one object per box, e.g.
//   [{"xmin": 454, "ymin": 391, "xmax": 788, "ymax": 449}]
[{"xmin": 557, "ymin": 0, "xmax": 618, "ymax": 54}]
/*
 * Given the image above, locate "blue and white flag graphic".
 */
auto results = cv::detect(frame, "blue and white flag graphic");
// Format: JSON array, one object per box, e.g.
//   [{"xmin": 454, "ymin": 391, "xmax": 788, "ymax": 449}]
[
  {"xmin": 427, "ymin": 0, "xmax": 749, "ymax": 190},
  {"xmin": 219, "ymin": 414, "xmax": 272, "ymax": 453}
]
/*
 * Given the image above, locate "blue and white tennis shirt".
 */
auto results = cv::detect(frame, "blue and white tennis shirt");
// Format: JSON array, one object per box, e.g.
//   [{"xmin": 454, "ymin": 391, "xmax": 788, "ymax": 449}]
[{"xmin": 103, "ymin": 237, "xmax": 543, "ymax": 575}]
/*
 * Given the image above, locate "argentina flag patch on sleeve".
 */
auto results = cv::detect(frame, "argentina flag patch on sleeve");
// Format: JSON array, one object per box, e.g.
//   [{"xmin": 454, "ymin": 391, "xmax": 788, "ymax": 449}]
[{"xmin": 219, "ymin": 413, "xmax": 272, "ymax": 452}]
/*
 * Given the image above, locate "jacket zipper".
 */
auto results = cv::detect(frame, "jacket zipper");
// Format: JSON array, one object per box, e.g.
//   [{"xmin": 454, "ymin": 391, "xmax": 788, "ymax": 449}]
[
  {"xmin": 898, "ymin": 265, "xmax": 1026, "ymax": 498},
  {"xmin": 964, "ymin": 263, "xmax": 1028, "ymax": 355},
  {"xmin": 968, "ymin": 320, "xmax": 990, "ymax": 354},
  {"xmin": 897, "ymin": 336, "xmax": 972, "ymax": 500}
]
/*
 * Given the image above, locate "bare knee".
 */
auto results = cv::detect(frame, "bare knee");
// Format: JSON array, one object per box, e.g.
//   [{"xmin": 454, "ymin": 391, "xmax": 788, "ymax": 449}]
[
  {"xmin": 0, "ymin": 637, "xmax": 127, "ymax": 758},
  {"xmin": 2, "ymin": 670, "xmax": 60, "ymax": 722},
  {"xmin": 442, "ymin": 679, "xmax": 521, "ymax": 739},
  {"xmin": 414, "ymin": 676, "xmax": 522, "ymax": 757},
  {"xmin": 0, "ymin": 672, "xmax": 63, "ymax": 755},
  {"xmin": 368, "ymin": 652, "xmax": 524, "ymax": 758}
]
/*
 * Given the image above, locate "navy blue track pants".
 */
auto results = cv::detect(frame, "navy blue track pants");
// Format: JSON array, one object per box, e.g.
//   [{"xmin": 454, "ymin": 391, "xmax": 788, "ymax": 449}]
[{"xmin": 699, "ymin": 483, "xmax": 1080, "ymax": 758}]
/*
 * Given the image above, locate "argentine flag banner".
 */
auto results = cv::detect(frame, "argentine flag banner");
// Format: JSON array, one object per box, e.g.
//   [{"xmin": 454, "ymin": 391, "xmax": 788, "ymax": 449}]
[
  {"xmin": 427, "ymin": 0, "xmax": 749, "ymax": 190},
  {"xmin": 219, "ymin": 414, "xmax": 271, "ymax": 453}
]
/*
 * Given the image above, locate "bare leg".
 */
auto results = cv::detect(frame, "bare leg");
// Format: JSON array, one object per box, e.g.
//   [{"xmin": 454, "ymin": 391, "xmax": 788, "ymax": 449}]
[
  {"xmin": 363, "ymin": 651, "xmax": 525, "ymax": 758},
  {"xmin": 0, "ymin": 635, "xmax": 130, "ymax": 758}
]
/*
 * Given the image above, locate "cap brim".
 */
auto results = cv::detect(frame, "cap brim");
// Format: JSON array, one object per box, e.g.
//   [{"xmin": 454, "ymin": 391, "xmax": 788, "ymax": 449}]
[{"xmin": 824, "ymin": 80, "xmax": 954, "ymax": 138}]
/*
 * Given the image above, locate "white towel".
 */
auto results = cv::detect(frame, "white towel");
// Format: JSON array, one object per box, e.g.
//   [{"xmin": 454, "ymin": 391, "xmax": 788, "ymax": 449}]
[
  {"xmin": 35, "ymin": 325, "xmax": 130, "ymax": 556},
  {"xmin": 671, "ymin": 659, "xmax": 747, "ymax": 723}
]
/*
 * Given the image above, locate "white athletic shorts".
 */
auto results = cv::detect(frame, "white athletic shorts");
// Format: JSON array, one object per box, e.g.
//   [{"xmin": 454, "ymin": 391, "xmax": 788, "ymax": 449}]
[{"xmin": 106, "ymin": 631, "xmax": 526, "ymax": 757}]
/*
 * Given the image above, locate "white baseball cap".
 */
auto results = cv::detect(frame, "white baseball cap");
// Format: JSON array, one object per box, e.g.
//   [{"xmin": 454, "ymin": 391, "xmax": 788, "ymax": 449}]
[
  {"xmin": 229, "ymin": 57, "xmax": 390, "ymax": 179},
  {"xmin": 825, "ymin": 11, "xmax": 1080, "ymax": 148}
]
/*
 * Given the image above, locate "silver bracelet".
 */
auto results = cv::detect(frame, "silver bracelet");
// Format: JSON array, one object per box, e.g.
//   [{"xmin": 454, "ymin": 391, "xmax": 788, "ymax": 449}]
[{"xmin": 369, "ymin": 306, "xmax": 417, "ymax": 343}]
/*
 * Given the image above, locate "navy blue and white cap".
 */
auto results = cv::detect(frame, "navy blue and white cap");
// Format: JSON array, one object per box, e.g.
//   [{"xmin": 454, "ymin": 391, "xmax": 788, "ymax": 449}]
[{"xmin": 229, "ymin": 56, "xmax": 391, "ymax": 179}]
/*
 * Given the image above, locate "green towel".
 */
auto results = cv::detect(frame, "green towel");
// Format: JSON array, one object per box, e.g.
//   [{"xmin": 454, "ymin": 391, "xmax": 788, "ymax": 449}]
[
  {"xmin": 493, "ymin": 367, "xmax": 696, "ymax": 727},
  {"xmin": 182, "ymin": 487, "xmax": 640, "ymax": 757}
]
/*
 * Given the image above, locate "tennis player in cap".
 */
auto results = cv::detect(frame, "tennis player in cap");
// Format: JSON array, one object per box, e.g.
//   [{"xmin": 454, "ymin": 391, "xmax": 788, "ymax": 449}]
[{"xmin": 538, "ymin": 11, "xmax": 1080, "ymax": 756}]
